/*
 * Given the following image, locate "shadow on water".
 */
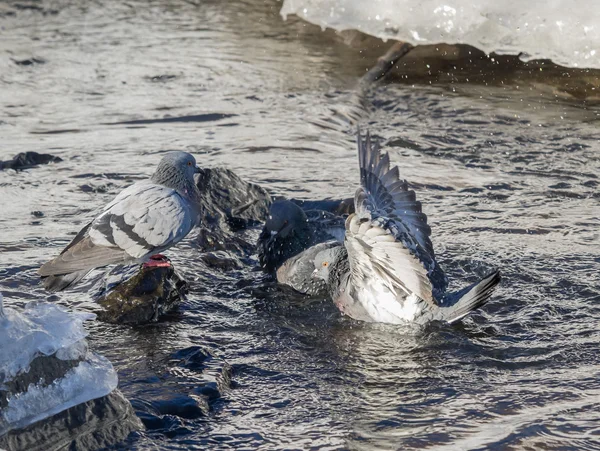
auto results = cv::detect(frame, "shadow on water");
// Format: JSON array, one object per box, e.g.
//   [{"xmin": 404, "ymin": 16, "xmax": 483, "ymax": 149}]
[{"xmin": 0, "ymin": 0, "xmax": 599, "ymax": 449}]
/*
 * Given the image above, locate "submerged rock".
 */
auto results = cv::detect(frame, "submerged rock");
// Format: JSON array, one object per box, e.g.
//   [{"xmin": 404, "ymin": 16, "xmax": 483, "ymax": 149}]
[
  {"xmin": 0, "ymin": 152, "xmax": 62, "ymax": 170},
  {"xmin": 136, "ymin": 346, "xmax": 232, "ymax": 430},
  {"xmin": 0, "ymin": 295, "xmax": 142, "ymax": 450},
  {"xmin": 97, "ymin": 264, "xmax": 187, "ymax": 324},
  {"xmin": 0, "ymin": 390, "xmax": 141, "ymax": 451}
]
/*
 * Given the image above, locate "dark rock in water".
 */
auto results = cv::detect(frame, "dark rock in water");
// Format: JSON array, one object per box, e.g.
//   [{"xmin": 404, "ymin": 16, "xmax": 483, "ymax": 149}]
[
  {"xmin": 199, "ymin": 251, "xmax": 245, "ymax": 271},
  {"xmin": 11, "ymin": 57, "xmax": 46, "ymax": 66},
  {"xmin": 196, "ymin": 227, "xmax": 255, "ymax": 255},
  {"xmin": 0, "ymin": 389, "xmax": 142, "ymax": 451},
  {"xmin": 196, "ymin": 167, "xmax": 271, "ymax": 228},
  {"xmin": 0, "ymin": 152, "xmax": 62, "ymax": 170},
  {"xmin": 172, "ymin": 346, "xmax": 232, "ymax": 400},
  {"xmin": 289, "ymin": 197, "xmax": 355, "ymax": 216},
  {"xmin": 134, "ymin": 346, "xmax": 232, "ymax": 431},
  {"xmin": 97, "ymin": 265, "xmax": 187, "ymax": 324}
]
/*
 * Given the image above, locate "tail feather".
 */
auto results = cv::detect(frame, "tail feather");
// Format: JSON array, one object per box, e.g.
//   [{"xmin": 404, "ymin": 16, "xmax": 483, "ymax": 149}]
[
  {"xmin": 441, "ymin": 270, "xmax": 501, "ymax": 324},
  {"xmin": 42, "ymin": 270, "xmax": 90, "ymax": 292}
]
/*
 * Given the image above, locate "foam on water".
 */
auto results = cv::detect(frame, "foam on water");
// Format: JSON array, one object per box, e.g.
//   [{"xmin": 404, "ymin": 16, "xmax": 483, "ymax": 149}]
[{"xmin": 281, "ymin": 0, "xmax": 600, "ymax": 68}]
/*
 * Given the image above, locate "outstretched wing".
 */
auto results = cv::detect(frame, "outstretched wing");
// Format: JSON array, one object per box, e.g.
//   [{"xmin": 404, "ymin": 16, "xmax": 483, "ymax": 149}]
[
  {"xmin": 344, "ymin": 131, "xmax": 446, "ymax": 311},
  {"xmin": 39, "ymin": 182, "xmax": 195, "ymax": 277},
  {"xmin": 352, "ymin": 131, "xmax": 447, "ymax": 298},
  {"xmin": 345, "ymin": 214, "xmax": 434, "ymax": 306}
]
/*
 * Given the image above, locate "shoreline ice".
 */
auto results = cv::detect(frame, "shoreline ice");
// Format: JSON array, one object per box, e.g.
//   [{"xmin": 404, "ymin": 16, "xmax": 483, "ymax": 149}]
[{"xmin": 281, "ymin": 0, "xmax": 600, "ymax": 69}]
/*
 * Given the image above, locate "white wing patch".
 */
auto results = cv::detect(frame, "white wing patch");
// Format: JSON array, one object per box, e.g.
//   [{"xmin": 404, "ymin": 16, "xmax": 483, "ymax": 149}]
[{"xmin": 344, "ymin": 213, "xmax": 435, "ymax": 322}]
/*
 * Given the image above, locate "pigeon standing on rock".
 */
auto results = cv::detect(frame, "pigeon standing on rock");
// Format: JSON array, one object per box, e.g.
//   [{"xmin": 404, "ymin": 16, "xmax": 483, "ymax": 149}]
[
  {"xmin": 39, "ymin": 151, "xmax": 202, "ymax": 292},
  {"xmin": 307, "ymin": 131, "xmax": 501, "ymax": 325}
]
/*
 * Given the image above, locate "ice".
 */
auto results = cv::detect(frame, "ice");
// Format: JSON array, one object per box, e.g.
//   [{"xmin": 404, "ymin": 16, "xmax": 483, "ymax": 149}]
[
  {"xmin": 0, "ymin": 293, "xmax": 118, "ymax": 435},
  {"xmin": 281, "ymin": 0, "xmax": 600, "ymax": 69},
  {"xmin": 0, "ymin": 293, "xmax": 95, "ymax": 383},
  {"xmin": 1, "ymin": 353, "xmax": 118, "ymax": 434}
]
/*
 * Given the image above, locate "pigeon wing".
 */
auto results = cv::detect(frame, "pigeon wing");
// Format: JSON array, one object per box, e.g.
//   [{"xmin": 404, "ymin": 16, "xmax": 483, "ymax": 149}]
[
  {"xmin": 354, "ymin": 131, "xmax": 447, "ymax": 297},
  {"xmin": 39, "ymin": 183, "xmax": 195, "ymax": 276},
  {"xmin": 89, "ymin": 183, "xmax": 196, "ymax": 259},
  {"xmin": 345, "ymin": 213, "xmax": 435, "ymax": 306}
]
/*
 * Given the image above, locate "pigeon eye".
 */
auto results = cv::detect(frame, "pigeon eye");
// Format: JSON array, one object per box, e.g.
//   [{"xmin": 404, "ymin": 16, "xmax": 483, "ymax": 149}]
[
  {"xmin": 187, "ymin": 161, "xmax": 192, "ymax": 166},
  {"xmin": 322, "ymin": 261, "xmax": 328, "ymax": 267}
]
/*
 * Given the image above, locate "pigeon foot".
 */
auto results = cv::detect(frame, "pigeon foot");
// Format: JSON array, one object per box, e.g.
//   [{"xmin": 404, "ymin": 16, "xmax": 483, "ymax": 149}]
[{"xmin": 143, "ymin": 254, "xmax": 171, "ymax": 269}]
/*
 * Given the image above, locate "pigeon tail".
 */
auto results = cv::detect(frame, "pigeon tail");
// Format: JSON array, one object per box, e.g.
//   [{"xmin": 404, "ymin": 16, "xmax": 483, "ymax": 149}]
[
  {"xmin": 440, "ymin": 270, "xmax": 501, "ymax": 324},
  {"xmin": 42, "ymin": 270, "xmax": 89, "ymax": 292}
]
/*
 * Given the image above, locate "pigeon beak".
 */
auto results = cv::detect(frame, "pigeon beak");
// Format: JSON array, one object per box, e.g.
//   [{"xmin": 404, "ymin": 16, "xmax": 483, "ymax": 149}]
[{"xmin": 194, "ymin": 166, "xmax": 201, "ymax": 174}]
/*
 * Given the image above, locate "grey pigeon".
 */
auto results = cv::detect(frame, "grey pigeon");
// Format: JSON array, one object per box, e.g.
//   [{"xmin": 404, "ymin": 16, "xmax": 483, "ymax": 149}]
[
  {"xmin": 257, "ymin": 200, "xmax": 345, "ymax": 295},
  {"xmin": 39, "ymin": 151, "xmax": 201, "ymax": 292},
  {"xmin": 308, "ymin": 131, "xmax": 501, "ymax": 325}
]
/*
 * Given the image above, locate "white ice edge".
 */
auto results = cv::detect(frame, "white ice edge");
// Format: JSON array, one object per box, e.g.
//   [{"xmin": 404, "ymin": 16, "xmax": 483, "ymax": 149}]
[
  {"xmin": 280, "ymin": 0, "xmax": 600, "ymax": 69},
  {"xmin": 0, "ymin": 295, "xmax": 96, "ymax": 382},
  {"xmin": 0, "ymin": 352, "xmax": 118, "ymax": 435}
]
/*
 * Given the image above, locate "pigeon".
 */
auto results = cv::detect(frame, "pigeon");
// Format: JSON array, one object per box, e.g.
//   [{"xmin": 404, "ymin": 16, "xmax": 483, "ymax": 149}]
[
  {"xmin": 39, "ymin": 151, "xmax": 202, "ymax": 292},
  {"xmin": 257, "ymin": 200, "xmax": 345, "ymax": 295},
  {"xmin": 307, "ymin": 131, "xmax": 501, "ymax": 325}
]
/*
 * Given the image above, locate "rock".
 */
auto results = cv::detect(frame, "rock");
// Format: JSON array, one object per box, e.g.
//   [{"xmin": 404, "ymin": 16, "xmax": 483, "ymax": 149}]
[
  {"xmin": 0, "ymin": 152, "xmax": 62, "ymax": 170},
  {"xmin": 289, "ymin": 197, "xmax": 355, "ymax": 216},
  {"xmin": 0, "ymin": 389, "xmax": 142, "ymax": 451},
  {"xmin": 96, "ymin": 264, "xmax": 187, "ymax": 324},
  {"xmin": 199, "ymin": 251, "xmax": 245, "ymax": 271},
  {"xmin": 136, "ymin": 346, "xmax": 232, "ymax": 429},
  {"xmin": 196, "ymin": 167, "xmax": 272, "ymax": 227}
]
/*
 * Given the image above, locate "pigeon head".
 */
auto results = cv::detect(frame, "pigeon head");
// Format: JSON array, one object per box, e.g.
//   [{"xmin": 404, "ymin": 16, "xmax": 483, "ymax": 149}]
[
  {"xmin": 312, "ymin": 246, "xmax": 340, "ymax": 284},
  {"xmin": 151, "ymin": 151, "xmax": 201, "ymax": 199},
  {"xmin": 265, "ymin": 200, "xmax": 308, "ymax": 238}
]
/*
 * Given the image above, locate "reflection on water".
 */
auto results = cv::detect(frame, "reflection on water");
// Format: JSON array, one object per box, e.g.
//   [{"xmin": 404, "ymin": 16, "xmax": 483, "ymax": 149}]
[{"xmin": 1, "ymin": 0, "xmax": 599, "ymax": 449}]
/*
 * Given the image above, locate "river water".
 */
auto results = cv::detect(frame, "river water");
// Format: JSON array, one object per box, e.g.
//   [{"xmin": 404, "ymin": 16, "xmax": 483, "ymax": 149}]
[{"xmin": 1, "ymin": 0, "xmax": 599, "ymax": 449}]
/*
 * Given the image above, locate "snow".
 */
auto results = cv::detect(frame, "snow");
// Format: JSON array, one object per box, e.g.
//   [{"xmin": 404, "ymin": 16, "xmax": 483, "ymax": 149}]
[
  {"xmin": 280, "ymin": 0, "xmax": 600, "ymax": 69},
  {"xmin": 0, "ymin": 294, "xmax": 118, "ymax": 434}
]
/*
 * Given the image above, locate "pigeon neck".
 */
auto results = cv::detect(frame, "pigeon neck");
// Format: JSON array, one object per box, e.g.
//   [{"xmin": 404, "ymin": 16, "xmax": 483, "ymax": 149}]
[
  {"xmin": 328, "ymin": 247, "xmax": 348, "ymax": 292},
  {"xmin": 152, "ymin": 172, "xmax": 200, "ymax": 204}
]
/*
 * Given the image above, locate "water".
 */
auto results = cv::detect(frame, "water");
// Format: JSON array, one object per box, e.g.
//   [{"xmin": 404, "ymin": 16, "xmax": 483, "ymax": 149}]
[{"xmin": 1, "ymin": 0, "xmax": 600, "ymax": 449}]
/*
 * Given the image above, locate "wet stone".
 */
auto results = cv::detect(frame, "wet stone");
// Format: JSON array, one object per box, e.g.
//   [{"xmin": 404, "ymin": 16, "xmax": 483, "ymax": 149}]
[
  {"xmin": 0, "ymin": 152, "xmax": 62, "ymax": 170},
  {"xmin": 199, "ymin": 251, "xmax": 245, "ymax": 271},
  {"xmin": 135, "ymin": 346, "xmax": 232, "ymax": 431},
  {"xmin": 97, "ymin": 265, "xmax": 187, "ymax": 324},
  {"xmin": 0, "ymin": 389, "xmax": 142, "ymax": 451}
]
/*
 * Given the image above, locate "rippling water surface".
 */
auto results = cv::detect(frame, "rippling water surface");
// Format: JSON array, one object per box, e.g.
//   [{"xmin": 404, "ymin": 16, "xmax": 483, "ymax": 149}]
[{"xmin": 1, "ymin": 0, "xmax": 599, "ymax": 449}]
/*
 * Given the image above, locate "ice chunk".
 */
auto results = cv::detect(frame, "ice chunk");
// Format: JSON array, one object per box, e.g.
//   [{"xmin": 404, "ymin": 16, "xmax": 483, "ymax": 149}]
[
  {"xmin": 0, "ymin": 293, "xmax": 119, "ymax": 435},
  {"xmin": 0, "ymin": 294, "xmax": 95, "ymax": 383},
  {"xmin": 1, "ymin": 353, "xmax": 118, "ymax": 435},
  {"xmin": 281, "ymin": 0, "xmax": 600, "ymax": 69}
]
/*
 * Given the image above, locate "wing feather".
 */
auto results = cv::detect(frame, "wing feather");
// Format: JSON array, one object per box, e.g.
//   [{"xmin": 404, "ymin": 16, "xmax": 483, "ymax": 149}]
[{"xmin": 354, "ymin": 131, "xmax": 447, "ymax": 297}]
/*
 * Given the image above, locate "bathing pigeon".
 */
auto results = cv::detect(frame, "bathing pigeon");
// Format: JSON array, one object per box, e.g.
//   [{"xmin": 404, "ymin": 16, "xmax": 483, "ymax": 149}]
[
  {"xmin": 257, "ymin": 200, "xmax": 345, "ymax": 295},
  {"xmin": 39, "ymin": 151, "xmax": 202, "ymax": 292},
  {"xmin": 309, "ymin": 131, "xmax": 500, "ymax": 324}
]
